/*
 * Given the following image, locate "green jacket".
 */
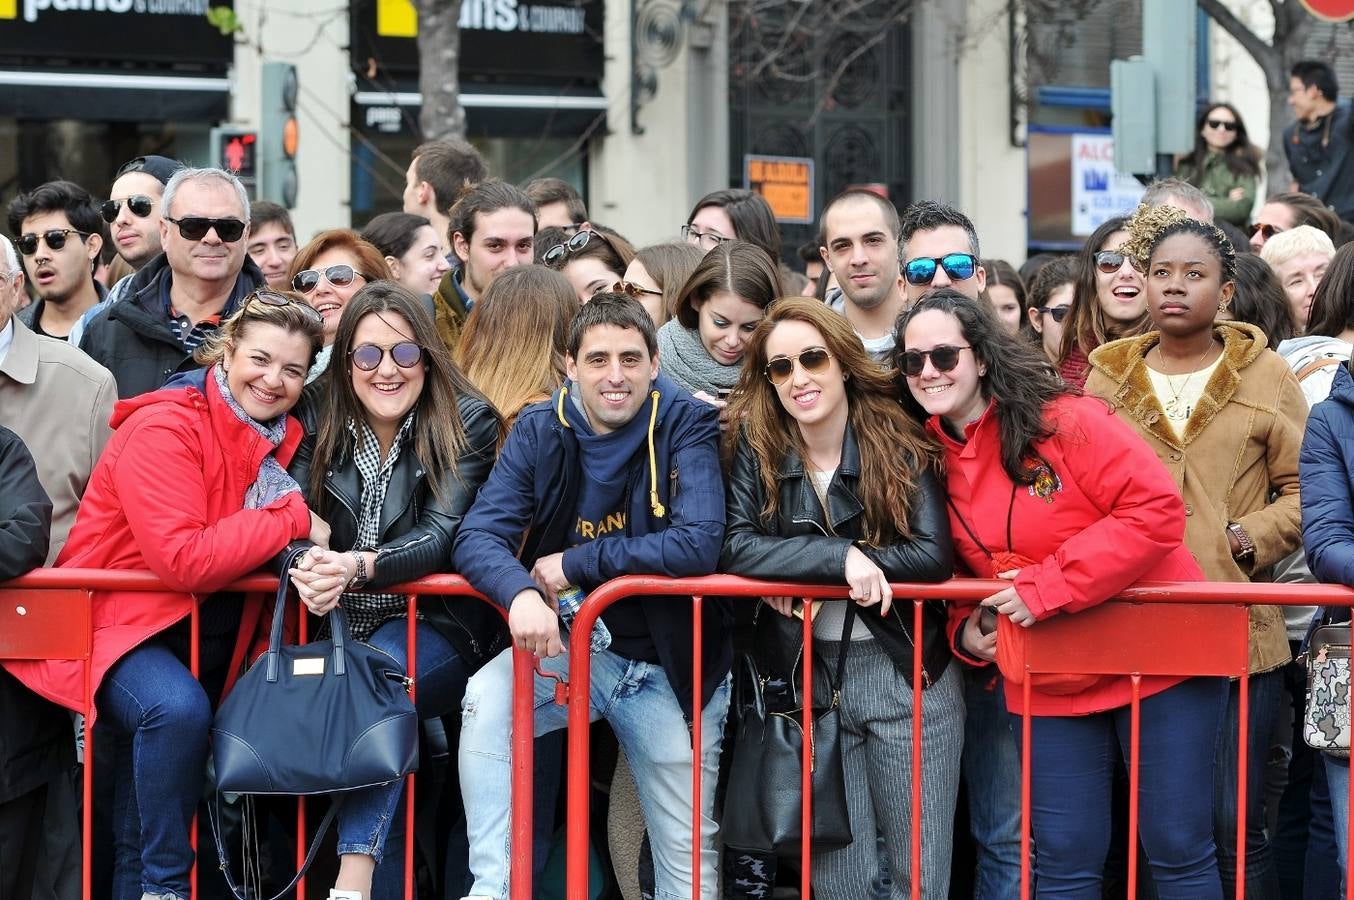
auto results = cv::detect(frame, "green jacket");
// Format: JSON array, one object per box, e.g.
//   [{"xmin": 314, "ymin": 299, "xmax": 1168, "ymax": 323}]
[{"xmin": 1174, "ymin": 150, "xmax": 1258, "ymax": 227}]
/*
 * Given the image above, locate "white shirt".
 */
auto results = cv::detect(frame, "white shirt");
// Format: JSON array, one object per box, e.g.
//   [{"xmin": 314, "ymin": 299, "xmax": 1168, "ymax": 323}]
[{"xmin": 0, "ymin": 318, "xmax": 13, "ymax": 372}]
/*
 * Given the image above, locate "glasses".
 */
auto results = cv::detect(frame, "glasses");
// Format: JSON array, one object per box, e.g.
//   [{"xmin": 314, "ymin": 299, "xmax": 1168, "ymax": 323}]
[
  {"xmin": 1093, "ymin": 250, "xmax": 1133, "ymax": 273},
  {"xmin": 542, "ymin": 229, "xmax": 619, "ymax": 267},
  {"xmin": 351, "ymin": 341, "xmax": 424, "ymax": 371},
  {"xmin": 1036, "ymin": 306, "xmax": 1071, "ymax": 323},
  {"xmin": 292, "ymin": 264, "xmax": 371, "ymax": 294},
  {"xmin": 1205, "ymin": 119, "xmax": 1238, "ymax": 132},
  {"xmin": 246, "ymin": 288, "xmax": 324, "ymax": 323},
  {"xmin": 765, "ymin": 347, "xmax": 833, "ymax": 385},
  {"xmin": 903, "ymin": 253, "xmax": 978, "ymax": 286},
  {"xmin": 1250, "ymin": 222, "xmax": 1285, "ymax": 241},
  {"xmin": 900, "ymin": 345, "xmax": 972, "ymax": 377},
  {"xmin": 16, "ymin": 229, "xmax": 90, "ymax": 256},
  {"xmin": 100, "ymin": 195, "xmax": 154, "ymax": 223},
  {"xmin": 681, "ymin": 224, "xmax": 730, "ymax": 251},
  {"xmin": 163, "ymin": 215, "xmax": 246, "ymax": 243},
  {"xmin": 612, "ymin": 280, "xmax": 663, "ymax": 300}
]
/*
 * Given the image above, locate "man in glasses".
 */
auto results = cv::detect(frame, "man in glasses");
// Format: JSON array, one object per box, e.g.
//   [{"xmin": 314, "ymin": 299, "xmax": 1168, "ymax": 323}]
[
  {"xmin": 1284, "ymin": 60, "xmax": 1354, "ymax": 223},
  {"xmin": 818, "ymin": 188, "xmax": 909, "ymax": 363},
  {"xmin": 403, "ymin": 139, "xmax": 489, "ymax": 258},
  {"xmin": 81, "ymin": 167, "xmax": 266, "ymax": 398},
  {"xmin": 899, "ymin": 200, "xmax": 987, "ymax": 306},
  {"xmin": 454, "ymin": 293, "xmax": 729, "ymax": 900},
  {"xmin": 6, "ymin": 180, "xmax": 107, "ymax": 345}
]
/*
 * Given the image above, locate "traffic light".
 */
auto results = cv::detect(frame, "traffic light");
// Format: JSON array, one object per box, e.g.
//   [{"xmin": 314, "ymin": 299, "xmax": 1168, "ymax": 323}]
[
  {"xmin": 210, "ymin": 127, "xmax": 258, "ymax": 197},
  {"xmin": 260, "ymin": 62, "xmax": 299, "ymax": 208}
]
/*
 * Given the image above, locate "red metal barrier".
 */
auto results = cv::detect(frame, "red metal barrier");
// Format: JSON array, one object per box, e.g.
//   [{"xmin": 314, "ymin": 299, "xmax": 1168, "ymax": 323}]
[{"xmin": 0, "ymin": 569, "xmax": 539, "ymax": 900}]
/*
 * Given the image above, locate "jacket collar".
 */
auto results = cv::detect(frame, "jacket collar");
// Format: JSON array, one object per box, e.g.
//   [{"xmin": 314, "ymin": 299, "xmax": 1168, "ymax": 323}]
[
  {"xmin": 0, "ymin": 317, "xmax": 38, "ymax": 385},
  {"xmin": 778, "ymin": 422, "xmax": 865, "ymax": 531},
  {"xmin": 1086, "ymin": 320, "xmax": 1266, "ymax": 450}
]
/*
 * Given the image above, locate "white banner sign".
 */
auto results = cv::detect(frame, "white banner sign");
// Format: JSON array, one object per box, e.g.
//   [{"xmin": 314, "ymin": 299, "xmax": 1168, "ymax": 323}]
[{"xmin": 1071, "ymin": 134, "xmax": 1144, "ymax": 237}]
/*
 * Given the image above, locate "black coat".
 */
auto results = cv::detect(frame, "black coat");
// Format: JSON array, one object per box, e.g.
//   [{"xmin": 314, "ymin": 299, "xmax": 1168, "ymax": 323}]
[
  {"xmin": 287, "ymin": 394, "xmax": 507, "ymax": 666},
  {"xmin": 0, "ymin": 426, "xmax": 73, "ymax": 804},
  {"xmin": 720, "ymin": 423, "xmax": 955, "ymax": 686}
]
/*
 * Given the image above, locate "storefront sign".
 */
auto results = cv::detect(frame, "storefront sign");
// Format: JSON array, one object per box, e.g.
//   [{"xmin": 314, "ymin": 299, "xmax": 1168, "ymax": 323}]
[
  {"xmin": 0, "ymin": 0, "xmax": 233, "ymax": 67},
  {"xmin": 1070, "ymin": 133, "xmax": 1144, "ymax": 237},
  {"xmin": 745, "ymin": 154, "xmax": 815, "ymax": 225}
]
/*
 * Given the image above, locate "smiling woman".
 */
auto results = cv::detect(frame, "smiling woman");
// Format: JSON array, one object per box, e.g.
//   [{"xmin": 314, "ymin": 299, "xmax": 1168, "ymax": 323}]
[
  {"xmin": 1057, "ymin": 216, "xmax": 1151, "ymax": 387},
  {"xmin": 285, "ymin": 229, "xmax": 393, "ymax": 383}
]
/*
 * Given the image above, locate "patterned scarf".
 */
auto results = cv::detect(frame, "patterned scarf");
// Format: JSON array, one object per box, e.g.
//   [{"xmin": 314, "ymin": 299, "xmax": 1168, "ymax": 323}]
[{"xmin": 212, "ymin": 364, "xmax": 302, "ymax": 509}]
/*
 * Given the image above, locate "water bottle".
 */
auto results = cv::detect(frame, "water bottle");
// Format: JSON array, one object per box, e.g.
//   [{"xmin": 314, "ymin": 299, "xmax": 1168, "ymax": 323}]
[{"xmin": 556, "ymin": 584, "xmax": 612, "ymax": 654}]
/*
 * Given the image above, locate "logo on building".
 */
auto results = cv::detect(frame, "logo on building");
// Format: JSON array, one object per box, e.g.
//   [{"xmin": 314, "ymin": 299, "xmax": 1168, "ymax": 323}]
[
  {"xmin": 376, "ymin": 0, "xmax": 585, "ymax": 37},
  {"xmin": 21, "ymin": 0, "xmax": 209, "ymax": 24}
]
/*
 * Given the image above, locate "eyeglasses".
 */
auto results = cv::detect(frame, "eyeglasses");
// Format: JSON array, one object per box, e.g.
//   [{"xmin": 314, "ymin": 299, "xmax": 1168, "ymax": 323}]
[
  {"xmin": 1249, "ymin": 222, "xmax": 1285, "ymax": 241},
  {"xmin": 292, "ymin": 264, "xmax": 372, "ymax": 295},
  {"xmin": 543, "ymin": 229, "xmax": 619, "ymax": 267},
  {"xmin": 246, "ymin": 288, "xmax": 324, "ymax": 323},
  {"xmin": 903, "ymin": 253, "xmax": 978, "ymax": 286},
  {"xmin": 681, "ymin": 224, "xmax": 730, "ymax": 251},
  {"xmin": 900, "ymin": 344, "xmax": 972, "ymax": 377},
  {"xmin": 765, "ymin": 347, "xmax": 833, "ymax": 385},
  {"xmin": 1036, "ymin": 306, "xmax": 1071, "ymax": 323},
  {"xmin": 100, "ymin": 195, "xmax": 154, "ymax": 223},
  {"xmin": 1205, "ymin": 119, "xmax": 1238, "ymax": 132},
  {"xmin": 1093, "ymin": 250, "xmax": 1133, "ymax": 273},
  {"xmin": 612, "ymin": 280, "xmax": 663, "ymax": 299},
  {"xmin": 15, "ymin": 229, "xmax": 90, "ymax": 256},
  {"xmin": 163, "ymin": 215, "xmax": 246, "ymax": 243},
  {"xmin": 351, "ymin": 341, "xmax": 424, "ymax": 371}
]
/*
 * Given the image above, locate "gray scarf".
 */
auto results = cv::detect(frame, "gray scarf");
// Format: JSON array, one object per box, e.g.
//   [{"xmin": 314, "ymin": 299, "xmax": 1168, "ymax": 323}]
[
  {"xmin": 212, "ymin": 364, "xmax": 302, "ymax": 509},
  {"xmin": 655, "ymin": 319, "xmax": 742, "ymax": 396}
]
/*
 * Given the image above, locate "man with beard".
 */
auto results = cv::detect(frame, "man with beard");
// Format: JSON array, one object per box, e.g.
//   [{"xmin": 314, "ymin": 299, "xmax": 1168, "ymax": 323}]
[
  {"xmin": 818, "ymin": 189, "xmax": 909, "ymax": 362},
  {"xmin": 7, "ymin": 181, "xmax": 106, "ymax": 345}
]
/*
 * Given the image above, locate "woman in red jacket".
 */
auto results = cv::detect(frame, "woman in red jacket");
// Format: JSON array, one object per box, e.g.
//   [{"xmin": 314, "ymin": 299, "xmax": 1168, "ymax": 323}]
[
  {"xmin": 895, "ymin": 288, "xmax": 1226, "ymax": 899},
  {"xmin": 7, "ymin": 292, "xmax": 324, "ymax": 900}
]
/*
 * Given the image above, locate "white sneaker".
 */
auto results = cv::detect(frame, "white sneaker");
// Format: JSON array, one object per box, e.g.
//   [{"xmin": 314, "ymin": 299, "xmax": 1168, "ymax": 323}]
[{"xmin": 328, "ymin": 892, "xmax": 364, "ymax": 900}]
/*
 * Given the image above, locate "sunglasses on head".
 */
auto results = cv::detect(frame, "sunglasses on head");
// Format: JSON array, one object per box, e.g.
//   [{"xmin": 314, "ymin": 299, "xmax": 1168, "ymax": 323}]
[
  {"xmin": 903, "ymin": 253, "xmax": 977, "ymax": 286},
  {"xmin": 900, "ymin": 344, "xmax": 972, "ymax": 377},
  {"xmin": 680, "ymin": 224, "xmax": 731, "ymax": 251},
  {"xmin": 291, "ymin": 264, "xmax": 371, "ymax": 295},
  {"xmin": 101, "ymin": 195, "xmax": 155, "ymax": 223},
  {"xmin": 1206, "ymin": 119, "xmax": 1238, "ymax": 132},
  {"xmin": 16, "ymin": 228, "xmax": 90, "ymax": 256},
  {"xmin": 612, "ymin": 280, "xmax": 663, "ymax": 299},
  {"xmin": 1093, "ymin": 250, "xmax": 1133, "ymax": 273},
  {"xmin": 163, "ymin": 215, "xmax": 245, "ymax": 243},
  {"xmin": 1250, "ymin": 222, "xmax": 1285, "ymax": 241},
  {"xmin": 765, "ymin": 347, "xmax": 833, "ymax": 385},
  {"xmin": 1036, "ymin": 305, "xmax": 1071, "ymax": 323},
  {"xmin": 246, "ymin": 288, "xmax": 324, "ymax": 324},
  {"xmin": 543, "ymin": 229, "xmax": 616, "ymax": 267},
  {"xmin": 350, "ymin": 341, "xmax": 424, "ymax": 371}
]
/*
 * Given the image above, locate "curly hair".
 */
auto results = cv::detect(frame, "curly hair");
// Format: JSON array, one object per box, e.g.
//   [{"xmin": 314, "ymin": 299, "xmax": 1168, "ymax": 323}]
[{"xmin": 1121, "ymin": 202, "xmax": 1237, "ymax": 282}]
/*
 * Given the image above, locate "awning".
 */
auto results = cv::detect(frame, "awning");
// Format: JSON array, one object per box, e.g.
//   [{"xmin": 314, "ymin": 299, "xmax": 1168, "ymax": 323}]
[
  {"xmin": 353, "ymin": 83, "xmax": 607, "ymax": 138},
  {"xmin": 0, "ymin": 70, "xmax": 230, "ymax": 122}
]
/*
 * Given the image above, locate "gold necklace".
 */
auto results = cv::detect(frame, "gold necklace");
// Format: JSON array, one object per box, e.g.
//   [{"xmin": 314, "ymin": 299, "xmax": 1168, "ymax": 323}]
[{"xmin": 1154, "ymin": 342, "xmax": 1216, "ymax": 421}]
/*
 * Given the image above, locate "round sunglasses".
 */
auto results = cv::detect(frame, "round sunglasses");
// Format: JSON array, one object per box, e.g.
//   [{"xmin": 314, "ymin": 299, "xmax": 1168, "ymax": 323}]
[
  {"xmin": 100, "ymin": 195, "xmax": 154, "ymax": 223},
  {"xmin": 16, "ymin": 228, "xmax": 91, "ymax": 256},
  {"xmin": 903, "ymin": 253, "xmax": 977, "ymax": 286},
  {"xmin": 350, "ymin": 341, "xmax": 424, "ymax": 371},
  {"xmin": 900, "ymin": 344, "xmax": 972, "ymax": 377},
  {"xmin": 292, "ymin": 264, "xmax": 372, "ymax": 295},
  {"xmin": 163, "ymin": 215, "xmax": 245, "ymax": 243},
  {"xmin": 1093, "ymin": 250, "xmax": 1134, "ymax": 274},
  {"xmin": 765, "ymin": 347, "xmax": 833, "ymax": 385}
]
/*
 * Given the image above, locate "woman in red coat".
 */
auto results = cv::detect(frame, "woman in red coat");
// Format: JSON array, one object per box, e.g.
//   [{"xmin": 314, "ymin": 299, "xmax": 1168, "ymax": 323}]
[
  {"xmin": 895, "ymin": 288, "xmax": 1226, "ymax": 899},
  {"xmin": 7, "ymin": 292, "xmax": 324, "ymax": 900}
]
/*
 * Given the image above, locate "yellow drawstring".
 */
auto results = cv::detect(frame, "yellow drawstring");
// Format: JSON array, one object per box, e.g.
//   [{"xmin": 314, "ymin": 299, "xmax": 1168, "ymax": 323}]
[
  {"xmin": 556, "ymin": 388, "xmax": 570, "ymax": 428},
  {"xmin": 647, "ymin": 390, "xmax": 666, "ymax": 518}
]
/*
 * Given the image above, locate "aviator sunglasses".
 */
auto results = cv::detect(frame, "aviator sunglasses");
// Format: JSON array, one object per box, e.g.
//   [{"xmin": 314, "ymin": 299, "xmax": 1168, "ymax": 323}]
[
  {"xmin": 612, "ymin": 280, "xmax": 663, "ymax": 300},
  {"xmin": 292, "ymin": 264, "xmax": 372, "ymax": 295},
  {"xmin": 1093, "ymin": 250, "xmax": 1135, "ymax": 273},
  {"xmin": 101, "ymin": 195, "xmax": 155, "ymax": 223},
  {"xmin": 765, "ymin": 347, "xmax": 833, "ymax": 385},
  {"xmin": 15, "ymin": 228, "xmax": 90, "ymax": 256},
  {"xmin": 900, "ymin": 345, "xmax": 972, "ymax": 377},
  {"xmin": 163, "ymin": 215, "xmax": 246, "ymax": 243},
  {"xmin": 350, "ymin": 341, "xmax": 424, "ymax": 371},
  {"xmin": 1250, "ymin": 222, "xmax": 1285, "ymax": 242},
  {"xmin": 903, "ymin": 253, "xmax": 978, "ymax": 286}
]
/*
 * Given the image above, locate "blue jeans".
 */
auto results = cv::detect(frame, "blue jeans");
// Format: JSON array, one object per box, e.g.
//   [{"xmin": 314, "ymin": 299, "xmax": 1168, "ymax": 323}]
[
  {"xmin": 99, "ymin": 642, "xmax": 213, "ymax": 900},
  {"xmin": 1025, "ymin": 676, "xmax": 1226, "ymax": 900},
  {"xmin": 962, "ymin": 668, "xmax": 1023, "ymax": 899},
  {"xmin": 347, "ymin": 619, "xmax": 472, "ymax": 900},
  {"xmin": 1328, "ymin": 756, "xmax": 1350, "ymax": 887},
  {"xmin": 1215, "ymin": 671, "xmax": 1283, "ymax": 900},
  {"xmin": 459, "ymin": 646, "xmax": 730, "ymax": 900}
]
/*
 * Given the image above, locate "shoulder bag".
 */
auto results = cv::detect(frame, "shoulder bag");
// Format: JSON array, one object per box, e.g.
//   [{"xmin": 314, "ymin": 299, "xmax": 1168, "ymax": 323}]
[{"xmin": 1304, "ymin": 607, "xmax": 1351, "ymax": 759}]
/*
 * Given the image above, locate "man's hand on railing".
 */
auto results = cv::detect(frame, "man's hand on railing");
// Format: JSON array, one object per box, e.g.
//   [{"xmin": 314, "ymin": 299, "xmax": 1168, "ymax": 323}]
[{"xmin": 509, "ymin": 588, "xmax": 565, "ymax": 658}]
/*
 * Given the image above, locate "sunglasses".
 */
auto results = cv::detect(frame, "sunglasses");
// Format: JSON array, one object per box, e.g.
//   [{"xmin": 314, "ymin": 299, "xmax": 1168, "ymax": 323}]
[
  {"xmin": 543, "ymin": 229, "xmax": 617, "ymax": 267},
  {"xmin": 246, "ymin": 288, "xmax": 324, "ymax": 323},
  {"xmin": 612, "ymin": 280, "xmax": 663, "ymax": 299},
  {"xmin": 903, "ymin": 253, "xmax": 977, "ymax": 286},
  {"xmin": 1094, "ymin": 250, "xmax": 1132, "ymax": 273},
  {"xmin": 1249, "ymin": 222, "xmax": 1285, "ymax": 241},
  {"xmin": 1205, "ymin": 119, "xmax": 1238, "ymax": 132},
  {"xmin": 292, "ymin": 264, "xmax": 371, "ymax": 295},
  {"xmin": 765, "ymin": 347, "xmax": 833, "ymax": 385},
  {"xmin": 351, "ymin": 341, "xmax": 424, "ymax": 371},
  {"xmin": 1036, "ymin": 305, "xmax": 1071, "ymax": 323},
  {"xmin": 680, "ymin": 224, "xmax": 730, "ymax": 251},
  {"xmin": 16, "ymin": 228, "xmax": 90, "ymax": 256},
  {"xmin": 163, "ymin": 215, "xmax": 246, "ymax": 243},
  {"xmin": 900, "ymin": 344, "xmax": 972, "ymax": 377},
  {"xmin": 100, "ymin": 195, "xmax": 154, "ymax": 223}
]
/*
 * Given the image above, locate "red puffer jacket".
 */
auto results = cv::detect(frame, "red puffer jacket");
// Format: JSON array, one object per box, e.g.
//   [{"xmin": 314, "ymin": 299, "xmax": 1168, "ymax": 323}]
[{"xmin": 5, "ymin": 368, "xmax": 310, "ymax": 721}]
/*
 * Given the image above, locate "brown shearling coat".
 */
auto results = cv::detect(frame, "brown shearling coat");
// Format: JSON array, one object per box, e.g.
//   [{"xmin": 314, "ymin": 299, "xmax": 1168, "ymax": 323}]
[{"xmin": 1085, "ymin": 321, "xmax": 1304, "ymax": 674}]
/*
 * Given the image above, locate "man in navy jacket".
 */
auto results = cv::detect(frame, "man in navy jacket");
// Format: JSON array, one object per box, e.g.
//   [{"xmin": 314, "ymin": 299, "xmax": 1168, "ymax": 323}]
[{"xmin": 453, "ymin": 292, "xmax": 729, "ymax": 900}]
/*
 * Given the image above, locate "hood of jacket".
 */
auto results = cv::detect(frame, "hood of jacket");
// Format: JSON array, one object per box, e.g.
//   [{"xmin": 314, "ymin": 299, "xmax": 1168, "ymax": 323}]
[{"xmin": 1325, "ymin": 358, "xmax": 1354, "ymax": 410}]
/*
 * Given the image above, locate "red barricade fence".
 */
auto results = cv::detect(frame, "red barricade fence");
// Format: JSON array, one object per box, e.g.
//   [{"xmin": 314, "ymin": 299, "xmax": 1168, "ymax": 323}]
[{"xmin": 3, "ymin": 570, "xmax": 1354, "ymax": 900}]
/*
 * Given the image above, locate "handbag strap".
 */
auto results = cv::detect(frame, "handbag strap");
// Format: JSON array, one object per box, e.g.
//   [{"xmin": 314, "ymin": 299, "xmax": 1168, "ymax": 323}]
[
  {"xmin": 267, "ymin": 545, "xmax": 351, "ymax": 682},
  {"xmin": 209, "ymin": 792, "xmax": 343, "ymax": 900}
]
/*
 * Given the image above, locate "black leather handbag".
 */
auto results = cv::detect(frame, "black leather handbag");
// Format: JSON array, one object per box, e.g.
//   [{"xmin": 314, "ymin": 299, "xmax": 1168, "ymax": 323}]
[
  {"xmin": 208, "ymin": 546, "xmax": 420, "ymax": 899},
  {"xmin": 720, "ymin": 601, "xmax": 854, "ymax": 856}
]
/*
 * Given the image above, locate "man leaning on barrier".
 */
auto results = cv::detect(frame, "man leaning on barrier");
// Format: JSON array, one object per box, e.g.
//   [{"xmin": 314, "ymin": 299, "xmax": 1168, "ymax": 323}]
[{"xmin": 452, "ymin": 292, "xmax": 730, "ymax": 900}]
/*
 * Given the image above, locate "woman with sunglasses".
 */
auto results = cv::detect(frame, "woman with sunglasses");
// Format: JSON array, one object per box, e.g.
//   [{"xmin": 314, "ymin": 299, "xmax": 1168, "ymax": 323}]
[
  {"xmin": 656, "ymin": 241, "xmax": 781, "ymax": 413},
  {"xmin": 1057, "ymin": 216, "xmax": 1149, "ymax": 387},
  {"xmin": 538, "ymin": 224, "xmax": 636, "ymax": 304},
  {"xmin": 1025, "ymin": 255, "xmax": 1077, "ymax": 364},
  {"xmin": 1174, "ymin": 103, "xmax": 1262, "ymax": 229},
  {"xmin": 284, "ymin": 281, "xmax": 502, "ymax": 900},
  {"xmin": 286, "ymin": 229, "xmax": 393, "ymax": 383},
  {"xmin": 897, "ymin": 287, "xmax": 1225, "ymax": 899},
  {"xmin": 361, "ymin": 211, "xmax": 452, "ymax": 299},
  {"xmin": 6, "ymin": 294, "xmax": 325, "ymax": 900},
  {"xmin": 622, "ymin": 241, "xmax": 705, "ymax": 325},
  {"xmin": 721, "ymin": 296, "xmax": 960, "ymax": 898},
  {"xmin": 1084, "ymin": 204, "xmax": 1306, "ymax": 899}
]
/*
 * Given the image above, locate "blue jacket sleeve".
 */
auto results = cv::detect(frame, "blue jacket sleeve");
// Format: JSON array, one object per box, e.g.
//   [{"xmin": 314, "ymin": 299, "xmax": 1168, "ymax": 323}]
[{"xmin": 1301, "ymin": 405, "xmax": 1354, "ymax": 587}]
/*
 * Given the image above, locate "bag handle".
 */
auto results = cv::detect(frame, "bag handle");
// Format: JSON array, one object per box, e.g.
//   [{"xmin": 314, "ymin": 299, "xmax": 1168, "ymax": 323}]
[
  {"xmin": 210, "ymin": 793, "xmax": 343, "ymax": 900},
  {"xmin": 266, "ymin": 545, "xmax": 350, "ymax": 683}
]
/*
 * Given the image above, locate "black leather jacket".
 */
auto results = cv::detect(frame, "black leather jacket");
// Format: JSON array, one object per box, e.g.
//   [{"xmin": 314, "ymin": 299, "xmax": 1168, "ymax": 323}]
[
  {"xmin": 286, "ymin": 393, "xmax": 507, "ymax": 665},
  {"xmin": 720, "ymin": 423, "xmax": 955, "ymax": 686}
]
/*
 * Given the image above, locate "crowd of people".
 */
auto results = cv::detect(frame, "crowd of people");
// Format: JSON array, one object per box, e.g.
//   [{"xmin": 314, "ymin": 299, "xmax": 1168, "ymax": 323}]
[{"xmin": 4, "ymin": 56, "xmax": 1354, "ymax": 900}]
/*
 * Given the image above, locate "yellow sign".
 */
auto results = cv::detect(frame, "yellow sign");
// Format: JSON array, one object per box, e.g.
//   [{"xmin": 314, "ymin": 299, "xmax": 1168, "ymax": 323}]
[
  {"xmin": 0, "ymin": 0, "xmax": 16, "ymax": 20},
  {"xmin": 377, "ymin": 0, "xmax": 417, "ymax": 37},
  {"xmin": 744, "ymin": 155, "xmax": 815, "ymax": 224}
]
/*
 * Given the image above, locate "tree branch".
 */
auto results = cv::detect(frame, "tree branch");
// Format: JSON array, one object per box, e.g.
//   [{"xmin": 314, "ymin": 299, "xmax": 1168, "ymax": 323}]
[{"xmin": 1198, "ymin": 0, "xmax": 1281, "ymax": 86}]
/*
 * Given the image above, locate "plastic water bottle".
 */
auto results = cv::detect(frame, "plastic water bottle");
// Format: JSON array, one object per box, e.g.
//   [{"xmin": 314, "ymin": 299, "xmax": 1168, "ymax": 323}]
[{"xmin": 556, "ymin": 584, "xmax": 612, "ymax": 654}]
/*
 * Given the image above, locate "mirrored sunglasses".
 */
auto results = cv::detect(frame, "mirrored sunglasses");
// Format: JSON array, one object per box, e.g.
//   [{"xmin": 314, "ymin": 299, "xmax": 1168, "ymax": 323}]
[
  {"xmin": 903, "ymin": 253, "xmax": 977, "ymax": 286},
  {"xmin": 350, "ymin": 341, "xmax": 424, "ymax": 371}
]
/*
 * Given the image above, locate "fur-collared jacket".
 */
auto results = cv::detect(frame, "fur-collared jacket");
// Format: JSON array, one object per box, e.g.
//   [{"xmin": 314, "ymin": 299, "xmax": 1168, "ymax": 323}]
[{"xmin": 1085, "ymin": 321, "xmax": 1306, "ymax": 675}]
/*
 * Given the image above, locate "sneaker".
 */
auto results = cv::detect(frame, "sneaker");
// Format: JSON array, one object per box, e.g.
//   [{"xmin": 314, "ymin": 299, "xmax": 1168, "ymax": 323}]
[{"xmin": 328, "ymin": 892, "xmax": 364, "ymax": 900}]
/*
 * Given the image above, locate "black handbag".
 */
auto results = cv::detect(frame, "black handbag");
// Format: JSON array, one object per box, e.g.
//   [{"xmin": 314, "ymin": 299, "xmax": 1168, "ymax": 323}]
[
  {"xmin": 208, "ymin": 546, "xmax": 420, "ymax": 899},
  {"xmin": 720, "ymin": 600, "xmax": 855, "ymax": 856}
]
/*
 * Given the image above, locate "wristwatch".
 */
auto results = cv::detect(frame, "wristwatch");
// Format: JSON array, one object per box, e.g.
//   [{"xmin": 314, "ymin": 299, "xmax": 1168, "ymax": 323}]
[
  {"xmin": 348, "ymin": 551, "xmax": 370, "ymax": 590},
  {"xmin": 1227, "ymin": 523, "xmax": 1256, "ymax": 560}
]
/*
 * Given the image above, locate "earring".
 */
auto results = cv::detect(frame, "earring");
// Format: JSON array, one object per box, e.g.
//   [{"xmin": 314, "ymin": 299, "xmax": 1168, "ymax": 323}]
[{"xmin": 1217, "ymin": 301, "xmax": 1228, "ymax": 312}]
